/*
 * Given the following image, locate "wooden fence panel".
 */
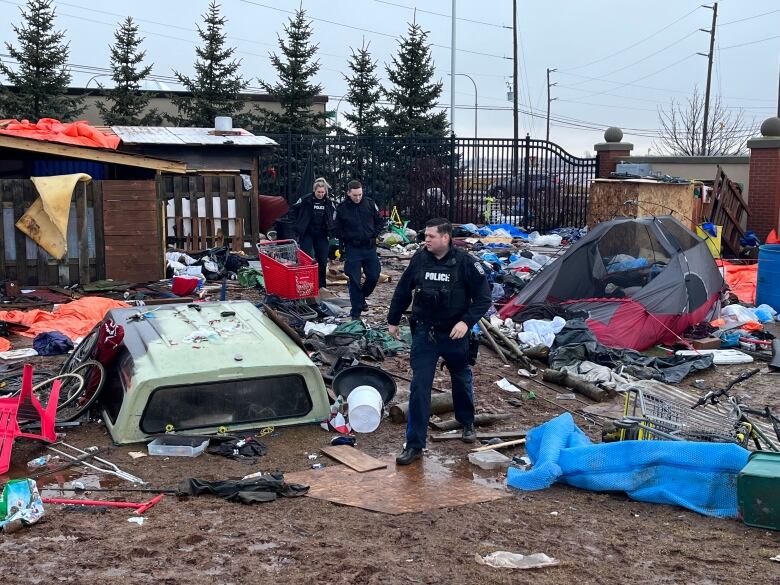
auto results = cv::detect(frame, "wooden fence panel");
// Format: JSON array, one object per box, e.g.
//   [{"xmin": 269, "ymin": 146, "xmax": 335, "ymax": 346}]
[
  {"xmin": 159, "ymin": 172, "xmax": 253, "ymax": 252},
  {"xmin": 0, "ymin": 179, "xmax": 101, "ymax": 286}
]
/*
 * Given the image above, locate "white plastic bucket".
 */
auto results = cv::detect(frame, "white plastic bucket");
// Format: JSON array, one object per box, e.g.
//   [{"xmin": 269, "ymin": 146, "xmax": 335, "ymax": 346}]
[
  {"xmin": 347, "ymin": 385, "xmax": 384, "ymax": 433},
  {"xmin": 215, "ymin": 116, "xmax": 233, "ymax": 131}
]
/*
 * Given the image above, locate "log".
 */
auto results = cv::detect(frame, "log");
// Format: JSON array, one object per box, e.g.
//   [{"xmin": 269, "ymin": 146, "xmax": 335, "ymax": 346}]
[
  {"xmin": 429, "ymin": 413, "xmax": 512, "ymax": 431},
  {"xmin": 431, "ymin": 430, "xmax": 528, "ymax": 442},
  {"xmin": 522, "ymin": 344, "xmax": 550, "ymax": 362},
  {"xmin": 541, "ymin": 369, "xmax": 608, "ymax": 403},
  {"xmin": 478, "ymin": 319, "xmax": 509, "ymax": 364},
  {"xmin": 389, "ymin": 392, "xmax": 453, "ymax": 423}
]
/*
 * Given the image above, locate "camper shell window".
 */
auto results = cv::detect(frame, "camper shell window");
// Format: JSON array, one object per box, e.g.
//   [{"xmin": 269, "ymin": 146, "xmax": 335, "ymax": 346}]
[{"xmin": 140, "ymin": 374, "xmax": 314, "ymax": 434}]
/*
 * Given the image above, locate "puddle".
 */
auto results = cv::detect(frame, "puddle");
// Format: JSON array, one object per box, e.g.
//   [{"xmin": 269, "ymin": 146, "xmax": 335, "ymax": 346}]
[{"xmin": 398, "ymin": 453, "xmax": 509, "ymax": 491}]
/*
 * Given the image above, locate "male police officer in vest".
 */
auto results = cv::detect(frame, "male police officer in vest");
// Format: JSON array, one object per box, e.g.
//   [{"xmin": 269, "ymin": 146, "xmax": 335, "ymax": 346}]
[
  {"xmin": 387, "ymin": 218, "xmax": 491, "ymax": 465},
  {"xmin": 334, "ymin": 180, "xmax": 386, "ymax": 319}
]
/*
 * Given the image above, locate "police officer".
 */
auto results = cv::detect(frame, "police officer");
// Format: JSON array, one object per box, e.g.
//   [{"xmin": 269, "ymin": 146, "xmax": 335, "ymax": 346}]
[
  {"xmin": 387, "ymin": 218, "xmax": 491, "ymax": 465},
  {"xmin": 333, "ymin": 180, "xmax": 386, "ymax": 319},
  {"xmin": 290, "ymin": 177, "xmax": 336, "ymax": 289}
]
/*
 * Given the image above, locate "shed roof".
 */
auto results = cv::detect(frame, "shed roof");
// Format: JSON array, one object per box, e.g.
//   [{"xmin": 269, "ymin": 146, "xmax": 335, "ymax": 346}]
[
  {"xmin": 111, "ymin": 126, "xmax": 278, "ymax": 147},
  {"xmin": 0, "ymin": 133, "xmax": 187, "ymax": 173}
]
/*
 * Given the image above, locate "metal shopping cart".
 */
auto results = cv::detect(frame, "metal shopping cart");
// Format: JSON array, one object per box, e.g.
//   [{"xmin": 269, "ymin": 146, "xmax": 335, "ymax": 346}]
[
  {"xmin": 257, "ymin": 240, "xmax": 319, "ymax": 321},
  {"xmin": 614, "ymin": 382, "xmax": 751, "ymax": 447}
]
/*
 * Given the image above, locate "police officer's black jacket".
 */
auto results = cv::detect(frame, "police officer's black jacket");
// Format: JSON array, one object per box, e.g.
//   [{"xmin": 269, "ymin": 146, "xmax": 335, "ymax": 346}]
[
  {"xmin": 333, "ymin": 196, "xmax": 385, "ymax": 248},
  {"xmin": 387, "ymin": 245, "xmax": 491, "ymax": 330},
  {"xmin": 289, "ymin": 193, "xmax": 336, "ymax": 238}
]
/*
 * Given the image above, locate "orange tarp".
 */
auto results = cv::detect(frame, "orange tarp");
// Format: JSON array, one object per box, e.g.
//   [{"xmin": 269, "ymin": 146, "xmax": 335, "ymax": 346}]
[
  {"xmin": 718, "ymin": 260, "xmax": 757, "ymax": 305},
  {"xmin": 0, "ymin": 118, "xmax": 120, "ymax": 149},
  {"xmin": 0, "ymin": 297, "xmax": 128, "ymax": 341}
]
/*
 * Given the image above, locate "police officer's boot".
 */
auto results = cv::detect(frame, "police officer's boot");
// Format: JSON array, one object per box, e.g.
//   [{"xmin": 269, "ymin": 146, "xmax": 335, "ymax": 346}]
[
  {"xmin": 461, "ymin": 423, "xmax": 476, "ymax": 443},
  {"xmin": 396, "ymin": 446, "xmax": 423, "ymax": 465}
]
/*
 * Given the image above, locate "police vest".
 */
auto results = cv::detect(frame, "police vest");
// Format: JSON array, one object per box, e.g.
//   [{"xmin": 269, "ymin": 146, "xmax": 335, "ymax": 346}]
[{"xmin": 412, "ymin": 250, "xmax": 468, "ymax": 325}]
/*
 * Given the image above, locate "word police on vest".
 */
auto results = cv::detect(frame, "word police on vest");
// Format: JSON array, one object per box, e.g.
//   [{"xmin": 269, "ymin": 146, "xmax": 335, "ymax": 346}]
[{"xmin": 425, "ymin": 272, "xmax": 451, "ymax": 282}]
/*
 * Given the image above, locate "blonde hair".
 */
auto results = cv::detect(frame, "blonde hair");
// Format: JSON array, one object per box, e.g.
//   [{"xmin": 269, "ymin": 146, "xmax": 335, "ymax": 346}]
[{"xmin": 312, "ymin": 177, "xmax": 331, "ymax": 193}]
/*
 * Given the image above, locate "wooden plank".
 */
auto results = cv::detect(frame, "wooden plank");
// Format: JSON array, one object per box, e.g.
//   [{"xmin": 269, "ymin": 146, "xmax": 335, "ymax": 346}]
[
  {"xmin": 431, "ymin": 430, "xmax": 528, "ymax": 442},
  {"xmin": 0, "ymin": 188, "xmax": 6, "ymax": 278},
  {"xmin": 470, "ymin": 439, "xmax": 526, "ymax": 453},
  {"xmin": 10, "ymin": 180, "xmax": 29, "ymax": 285},
  {"xmin": 320, "ymin": 445, "xmax": 388, "ymax": 473},
  {"xmin": 0, "ymin": 134, "xmax": 187, "ymax": 173},
  {"xmin": 250, "ymin": 157, "xmax": 260, "ymax": 244},
  {"xmin": 77, "ymin": 183, "xmax": 90, "ymax": 285},
  {"xmin": 188, "ymin": 177, "xmax": 199, "ymax": 251},
  {"xmin": 204, "ymin": 175, "xmax": 215, "ymax": 248},
  {"xmin": 93, "ymin": 182, "xmax": 105, "ymax": 281},
  {"xmin": 173, "ymin": 175, "xmax": 185, "ymax": 248},
  {"xmin": 219, "ymin": 175, "xmax": 231, "ymax": 244}
]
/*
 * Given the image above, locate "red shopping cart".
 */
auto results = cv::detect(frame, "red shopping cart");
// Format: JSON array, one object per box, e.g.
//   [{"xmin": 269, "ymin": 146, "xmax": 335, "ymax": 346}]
[{"xmin": 257, "ymin": 239, "xmax": 319, "ymax": 300}]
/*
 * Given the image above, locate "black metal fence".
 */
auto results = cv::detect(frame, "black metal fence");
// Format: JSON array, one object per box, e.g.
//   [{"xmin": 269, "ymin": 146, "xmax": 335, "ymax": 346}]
[{"xmin": 258, "ymin": 134, "xmax": 597, "ymax": 230}]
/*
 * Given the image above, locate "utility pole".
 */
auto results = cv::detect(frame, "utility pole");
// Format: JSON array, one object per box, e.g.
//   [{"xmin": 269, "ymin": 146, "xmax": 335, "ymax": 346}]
[
  {"xmin": 777, "ymin": 59, "xmax": 779, "ymax": 117},
  {"xmin": 512, "ymin": 0, "xmax": 519, "ymax": 174},
  {"xmin": 698, "ymin": 2, "xmax": 718, "ymax": 155},
  {"xmin": 450, "ymin": 0, "xmax": 456, "ymax": 135},
  {"xmin": 546, "ymin": 67, "xmax": 557, "ymax": 142}
]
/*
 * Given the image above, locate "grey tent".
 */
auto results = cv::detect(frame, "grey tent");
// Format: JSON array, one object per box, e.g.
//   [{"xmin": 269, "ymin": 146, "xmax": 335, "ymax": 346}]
[{"xmin": 499, "ymin": 216, "xmax": 725, "ymax": 350}]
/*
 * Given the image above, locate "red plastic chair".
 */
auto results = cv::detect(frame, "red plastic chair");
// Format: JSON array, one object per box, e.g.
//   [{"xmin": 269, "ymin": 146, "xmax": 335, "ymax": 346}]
[{"xmin": 0, "ymin": 364, "xmax": 60, "ymax": 475}]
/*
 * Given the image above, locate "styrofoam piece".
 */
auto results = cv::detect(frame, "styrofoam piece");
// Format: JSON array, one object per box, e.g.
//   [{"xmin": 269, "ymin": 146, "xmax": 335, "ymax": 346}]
[
  {"xmin": 675, "ymin": 349, "xmax": 754, "ymax": 365},
  {"xmin": 468, "ymin": 449, "xmax": 511, "ymax": 470}
]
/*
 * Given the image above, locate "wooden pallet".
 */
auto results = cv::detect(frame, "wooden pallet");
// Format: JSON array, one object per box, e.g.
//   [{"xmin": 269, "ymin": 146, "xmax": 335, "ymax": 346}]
[{"xmin": 701, "ymin": 166, "xmax": 749, "ymax": 257}]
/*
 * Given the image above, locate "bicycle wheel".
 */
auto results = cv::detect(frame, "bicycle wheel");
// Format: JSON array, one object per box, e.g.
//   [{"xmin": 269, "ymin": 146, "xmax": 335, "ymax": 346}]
[
  {"xmin": 0, "ymin": 370, "xmax": 56, "ymax": 398},
  {"xmin": 59, "ymin": 324, "xmax": 101, "ymax": 376},
  {"xmin": 56, "ymin": 360, "xmax": 106, "ymax": 422}
]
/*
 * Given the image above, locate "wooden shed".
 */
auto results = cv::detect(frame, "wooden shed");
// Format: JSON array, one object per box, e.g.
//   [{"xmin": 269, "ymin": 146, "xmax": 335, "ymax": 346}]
[
  {"xmin": 586, "ymin": 178, "xmax": 698, "ymax": 230},
  {"xmin": 111, "ymin": 126, "xmax": 278, "ymax": 252},
  {"xmin": 0, "ymin": 133, "xmax": 186, "ymax": 286}
]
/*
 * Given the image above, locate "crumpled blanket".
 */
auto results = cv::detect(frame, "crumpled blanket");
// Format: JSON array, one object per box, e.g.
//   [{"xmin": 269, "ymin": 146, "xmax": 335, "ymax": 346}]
[{"xmin": 178, "ymin": 473, "xmax": 309, "ymax": 504}]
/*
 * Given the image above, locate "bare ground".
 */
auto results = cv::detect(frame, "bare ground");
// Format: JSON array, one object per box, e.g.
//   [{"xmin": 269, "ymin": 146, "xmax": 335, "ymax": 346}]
[{"xmin": 2, "ymin": 264, "xmax": 780, "ymax": 585}]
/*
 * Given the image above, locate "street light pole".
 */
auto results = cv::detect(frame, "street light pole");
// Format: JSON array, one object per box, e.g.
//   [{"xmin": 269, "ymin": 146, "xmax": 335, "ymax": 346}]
[
  {"xmin": 450, "ymin": 0, "xmax": 457, "ymax": 135},
  {"xmin": 450, "ymin": 73, "xmax": 477, "ymax": 138},
  {"xmin": 512, "ymin": 0, "xmax": 519, "ymax": 174}
]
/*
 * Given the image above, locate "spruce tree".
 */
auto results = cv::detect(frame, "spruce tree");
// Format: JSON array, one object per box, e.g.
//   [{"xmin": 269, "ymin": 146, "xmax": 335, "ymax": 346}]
[
  {"xmin": 257, "ymin": 8, "xmax": 325, "ymax": 134},
  {"xmin": 383, "ymin": 22, "xmax": 448, "ymax": 137},
  {"xmin": 0, "ymin": 0, "xmax": 83, "ymax": 121},
  {"xmin": 97, "ymin": 17, "xmax": 161, "ymax": 126},
  {"xmin": 343, "ymin": 40, "xmax": 382, "ymax": 136},
  {"xmin": 169, "ymin": 1, "xmax": 248, "ymax": 127}
]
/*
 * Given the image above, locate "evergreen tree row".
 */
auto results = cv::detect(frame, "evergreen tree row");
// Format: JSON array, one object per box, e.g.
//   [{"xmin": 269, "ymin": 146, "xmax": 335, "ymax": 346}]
[{"xmin": 0, "ymin": 0, "xmax": 449, "ymax": 137}]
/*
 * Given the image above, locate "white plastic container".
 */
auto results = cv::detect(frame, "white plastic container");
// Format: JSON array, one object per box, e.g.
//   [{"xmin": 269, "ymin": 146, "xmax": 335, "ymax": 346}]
[
  {"xmin": 347, "ymin": 385, "xmax": 384, "ymax": 433},
  {"xmin": 147, "ymin": 436, "xmax": 209, "ymax": 457},
  {"xmin": 214, "ymin": 116, "xmax": 233, "ymax": 131}
]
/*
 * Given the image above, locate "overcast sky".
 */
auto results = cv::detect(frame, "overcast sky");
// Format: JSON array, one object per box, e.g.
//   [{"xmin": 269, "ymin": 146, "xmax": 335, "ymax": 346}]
[{"xmin": 1, "ymin": 0, "xmax": 778, "ymax": 155}]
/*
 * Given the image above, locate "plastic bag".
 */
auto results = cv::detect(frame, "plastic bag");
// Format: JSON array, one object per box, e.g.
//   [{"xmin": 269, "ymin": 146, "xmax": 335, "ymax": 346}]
[
  {"xmin": 754, "ymin": 304, "xmax": 777, "ymax": 323},
  {"xmin": 475, "ymin": 551, "xmax": 560, "ymax": 569},
  {"xmin": 519, "ymin": 317, "xmax": 566, "ymax": 348},
  {"xmin": 0, "ymin": 479, "xmax": 45, "ymax": 530},
  {"xmin": 720, "ymin": 304, "xmax": 758, "ymax": 325},
  {"xmin": 528, "ymin": 232, "xmax": 563, "ymax": 247}
]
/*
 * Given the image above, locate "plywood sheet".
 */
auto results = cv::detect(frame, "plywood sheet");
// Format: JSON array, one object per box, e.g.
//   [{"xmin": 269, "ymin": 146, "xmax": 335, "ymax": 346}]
[
  {"xmin": 587, "ymin": 180, "xmax": 696, "ymax": 229},
  {"xmin": 286, "ymin": 456, "xmax": 508, "ymax": 515},
  {"xmin": 320, "ymin": 445, "xmax": 387, "ymax": 472}
]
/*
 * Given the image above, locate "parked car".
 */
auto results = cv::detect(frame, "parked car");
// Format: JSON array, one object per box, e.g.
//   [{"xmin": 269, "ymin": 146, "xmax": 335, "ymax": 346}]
[{"xmin": 487, "ymin": 172, "xmax": 560, "ymax": 199}]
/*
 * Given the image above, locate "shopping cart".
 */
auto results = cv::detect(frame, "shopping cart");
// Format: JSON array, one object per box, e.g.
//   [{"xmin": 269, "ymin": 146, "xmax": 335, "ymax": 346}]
[
  {"xmin": 614, "ymin": 382, "xmax": 750, "ymax": 447},
  {"xmin": 257, "ymin": 240, "xmax": 319, "ymax": 321},
  {"xmin": 257, "ymin": 239, "xmax": 319, "ymax": 299}
]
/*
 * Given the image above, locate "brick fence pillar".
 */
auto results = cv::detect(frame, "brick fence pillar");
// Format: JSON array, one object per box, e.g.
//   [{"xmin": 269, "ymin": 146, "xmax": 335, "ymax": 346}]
[
  {"xmin": 593, "ymin": 127, "xmax": 633, "ymax": 178},
  {"xmin": 746, "ymin": 117, "xmax": 780, "ymax": 241}
]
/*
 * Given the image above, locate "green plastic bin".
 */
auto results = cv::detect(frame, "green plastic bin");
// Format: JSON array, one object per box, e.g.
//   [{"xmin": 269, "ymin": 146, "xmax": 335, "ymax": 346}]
[{"xmin": 738, "ymin": 451, "xmax": 780, "ymax": 531}]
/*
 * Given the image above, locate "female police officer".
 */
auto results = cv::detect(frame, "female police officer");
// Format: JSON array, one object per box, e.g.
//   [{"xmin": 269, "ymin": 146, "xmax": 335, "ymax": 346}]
[
  {"xmin": 290, "ymin": 177, "xmax": 336, "ymax": 289},
  {"xmin": 387, "ymin": 218, "xmax": 491, "ymax": 465}
]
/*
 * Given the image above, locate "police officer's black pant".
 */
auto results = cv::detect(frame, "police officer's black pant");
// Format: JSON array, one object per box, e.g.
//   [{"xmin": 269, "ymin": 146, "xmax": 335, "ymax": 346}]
[
  {"xmin": 299, "ymin": 231, "xmax": 329, "ymax": 289},
  {"xmin": 343, "ymin": 246, "xmax": 380, "ymax": 318},
  {"xmin": 406, "ymin": 327, "xmax": 475, "ymax": 449}
]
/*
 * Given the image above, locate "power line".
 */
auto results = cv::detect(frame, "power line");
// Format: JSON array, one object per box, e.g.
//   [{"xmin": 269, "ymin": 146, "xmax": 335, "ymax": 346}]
[
  {"xmin": 720, "ymin": 34, "xmax": 780, "ymax": 50},
  {"xmin": 372, "ymin": 0, "xmax": 510, "ymax": 29},
  {"xmin": 720, "ymin": 8, "xmax": 780, "ymax": 26},
  {"xmin": 238, "ymin": 0, "xmax": 510, "ymax": 60},
  {"xmin": 560, "ymin": 5, "xmax": 702, "ymax": 72}
]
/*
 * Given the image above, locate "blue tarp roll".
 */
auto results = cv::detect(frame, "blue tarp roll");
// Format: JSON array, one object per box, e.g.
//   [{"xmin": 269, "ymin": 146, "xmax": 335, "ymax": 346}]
[{"xmin": 506, "ymin": 413, "xmax": 749, "ymax": 518}]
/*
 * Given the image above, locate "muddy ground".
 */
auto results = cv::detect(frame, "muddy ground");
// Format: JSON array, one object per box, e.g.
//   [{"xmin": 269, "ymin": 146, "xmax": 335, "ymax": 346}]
[{"xmin": 2, "ymin": 261, "xmax": 780, "ymax": 585}]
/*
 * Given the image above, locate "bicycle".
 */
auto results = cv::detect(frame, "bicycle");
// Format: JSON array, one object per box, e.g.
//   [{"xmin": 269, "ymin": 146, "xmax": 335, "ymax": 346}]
[{"xmin": 692, "ymin": 368, "xmax": 780, "ymax": 452}]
